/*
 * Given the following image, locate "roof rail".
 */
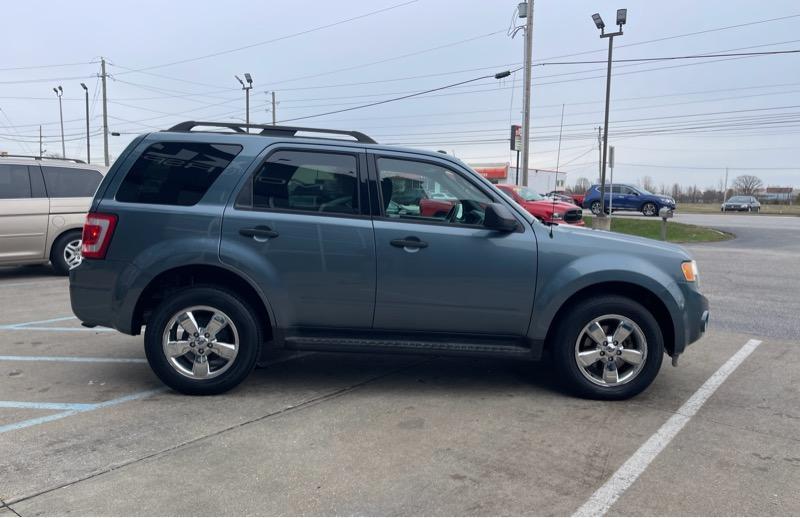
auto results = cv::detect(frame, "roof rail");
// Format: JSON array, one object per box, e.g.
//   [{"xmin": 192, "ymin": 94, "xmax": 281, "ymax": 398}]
[
  {"xmin": 0, "ymin": 154, "xmax": 86, "ymax": 164},
  {"xmin": 165, "ymin": 121, "xmax": 377, "ymax": 144}
]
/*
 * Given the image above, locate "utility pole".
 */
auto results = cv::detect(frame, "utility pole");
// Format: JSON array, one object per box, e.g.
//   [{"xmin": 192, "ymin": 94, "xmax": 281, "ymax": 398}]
[
  {"xmin": 80, "ymin": 82, "xmax": 90, "ymax": 163},
  {"xmin": 520, "ymin": 0, "xmax": 534, "ymax": 187},
  {"xmin": 38, "ymin": 125, "xmax": 43, "ymax": 158},
  {"xmin": 723, "ymin": 167, "xmax": 729, "ymax": 201},
  {"xmin": 101, "ymin": 58, "xmax": 109, "ymax": 166},
  {"xmin": 591, "ymin": 8, "xmax": 627, "ymax": 229},
  {"xmin": 271, "ymin": 91, "xmax": 277, "ymax": 125},
  {"xmin": 53, "ymin": 86, "xmax": 65, "ymax": 158},
  {"xmin": 597, "ymin": 126, "xmax": 602, "ymax": 181},
  {"xmin": 608, "ymin": 145, "xmax": 615, "ymax": 217},
  {"xmin": 236, "ymin": 74, "xmax": 254, "ymax": 131}
]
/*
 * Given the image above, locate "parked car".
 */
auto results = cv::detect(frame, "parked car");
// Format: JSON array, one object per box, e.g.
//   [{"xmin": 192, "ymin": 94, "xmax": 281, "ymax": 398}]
[
  {"xmin": 543, "ymin": 191, "xmax": 575, "ymax": 205},
  {"xmin": 568, "ymin": 192, "xmax": 586, "ymax": 207},
  {"xmin": 70, "ymin": 121, "xmax": 708, "ymax": 400},
  {"xmin": 721, "ymin": 196, "xmax": 760, "ymax": 212},
  {"xmin": 583, "ymin": 184, "xmax": 676, "ymax": 217},
  {"xmin": 496, "ymin": 184, "xmax": 584, "ymax": 226},
  {"xmin": 0, "ymin": 155, "xmax": 106, "ymax": 274}
]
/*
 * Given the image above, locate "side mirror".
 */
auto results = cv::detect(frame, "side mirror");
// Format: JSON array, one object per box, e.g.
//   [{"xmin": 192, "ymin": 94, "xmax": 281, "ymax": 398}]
[{"xmin": 484, "ymin": 203, "xmax": 518, "ymax": 232}]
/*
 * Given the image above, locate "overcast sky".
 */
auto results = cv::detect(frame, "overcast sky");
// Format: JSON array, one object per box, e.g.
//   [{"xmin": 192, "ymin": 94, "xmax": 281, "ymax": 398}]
[{"xmin": 1, "ymin": 0, "xmax": 798, "ymax": 189}]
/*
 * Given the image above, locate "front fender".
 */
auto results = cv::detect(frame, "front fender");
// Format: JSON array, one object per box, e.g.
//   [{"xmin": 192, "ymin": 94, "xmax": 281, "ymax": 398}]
[{"xmin": 528, "ymin": 251, "xmax": 686, "ymax": 346}]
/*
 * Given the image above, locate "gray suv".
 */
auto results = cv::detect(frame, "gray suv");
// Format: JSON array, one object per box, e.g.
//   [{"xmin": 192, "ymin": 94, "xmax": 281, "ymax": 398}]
[{"xmin": 70, "ymin": 122, "xmax": 709, "ymax": 400}]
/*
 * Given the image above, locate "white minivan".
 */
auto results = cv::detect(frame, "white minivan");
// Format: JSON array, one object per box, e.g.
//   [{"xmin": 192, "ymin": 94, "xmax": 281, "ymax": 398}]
[{"xmin": 0, "ymin": 155, "xmax": 107, "ymax": 274}]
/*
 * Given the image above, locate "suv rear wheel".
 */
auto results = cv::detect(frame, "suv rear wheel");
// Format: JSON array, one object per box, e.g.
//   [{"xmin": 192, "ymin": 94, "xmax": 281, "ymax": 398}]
[
  {"xmin": 144, "ymin": 287, "xmax": 261, "ymax": 395},
  {"xmin": 590, "ymin": 201, "xmax": 602, "ymax": 215},
  {"xmin": 50, "ymin": 230, "xmax": 83, "ymax": 275},
  {"xmin": 551, "ymin": 295, "xmax": 664, "ymax": 400}
]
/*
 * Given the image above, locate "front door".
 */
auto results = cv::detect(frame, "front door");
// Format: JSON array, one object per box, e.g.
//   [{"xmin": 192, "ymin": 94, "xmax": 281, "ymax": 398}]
[
  {"xmin": 0, "ymin": 164, "xmax": 48, "ymax": 264},
  {"xmin": 221, "ymin": 147, "xmax": 375, "ymax": 330},
  {"xmin": 370, "ymin": 153, "xmax": 537, "ymax": 336}
]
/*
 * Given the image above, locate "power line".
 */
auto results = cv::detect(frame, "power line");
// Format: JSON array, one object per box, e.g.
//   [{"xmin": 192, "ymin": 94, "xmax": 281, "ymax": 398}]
[{"xmin": 111, "ymin": 1, "xmax": 419, "ymax": 74}]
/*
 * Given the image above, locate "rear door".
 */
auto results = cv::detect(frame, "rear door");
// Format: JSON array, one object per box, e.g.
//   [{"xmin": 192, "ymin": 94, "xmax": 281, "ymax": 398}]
[
  {"xmin": 220, "ymin": 145, "xmax": 376, "ymax": 331},
  {"xmin": 0, "ymin": 164, "xmax": 49, "ymax": 263}
]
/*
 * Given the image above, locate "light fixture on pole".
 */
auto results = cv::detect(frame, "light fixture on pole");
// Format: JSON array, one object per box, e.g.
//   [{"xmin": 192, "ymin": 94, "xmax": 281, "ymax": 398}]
[
  {"xmin": 80, "ymin": 82, "xmax": 90, "ymax": 163},
  {"xmin": 592, "ymin": 8, "xmax": 626, "ymax": 228},
  {"xmin": 53, "ymin": 86, "xmax": 65, "ymax": 158},
  {"xmin": 235, "ymin": 73, "xmax": 254, "ymax": 132}
]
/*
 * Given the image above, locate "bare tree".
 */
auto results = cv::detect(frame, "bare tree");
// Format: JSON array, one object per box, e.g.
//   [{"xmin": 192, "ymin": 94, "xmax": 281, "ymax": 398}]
[
  {"xmin": 571, "ymin": 177, "xmax": 590, "ymax": 193},
  {"xmin": 671, "ymin": 183, "xmax": 682, "ymax": 200},
  {"xmin": 639, "ymin": 175, "xmax": 656, "ymax": 192},
  {"xmin": 732, "ymin": 175, "xmax": 764, "ymax": 196}
]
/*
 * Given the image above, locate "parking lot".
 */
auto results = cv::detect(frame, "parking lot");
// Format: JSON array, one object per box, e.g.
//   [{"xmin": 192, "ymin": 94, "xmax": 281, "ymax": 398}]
[{"xmin": 1, "ymin": 213, "xmax": 798, "ymax": 516}]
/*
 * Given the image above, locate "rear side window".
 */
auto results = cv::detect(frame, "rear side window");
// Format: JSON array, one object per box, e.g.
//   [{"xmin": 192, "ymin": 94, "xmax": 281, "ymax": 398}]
[
  {"xmin": 0, "ymin": 164, "xmax": 31, "ymax": 199},
  {"xmin": 41, "ymin": 167, "xmax": 103, "ymax": 197},
  {"xmin": 116, "ymin": 142, "xmax": 242, "ymax": 206},
  {"xmin": 244, "ymin": 150, "xmax": 359, "ymax": 215}
]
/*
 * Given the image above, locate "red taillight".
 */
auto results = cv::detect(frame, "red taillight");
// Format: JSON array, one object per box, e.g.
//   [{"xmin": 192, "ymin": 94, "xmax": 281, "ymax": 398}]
[{"xmin": 81, "ymin": 213, "xmax": 117, "ymax": 259}]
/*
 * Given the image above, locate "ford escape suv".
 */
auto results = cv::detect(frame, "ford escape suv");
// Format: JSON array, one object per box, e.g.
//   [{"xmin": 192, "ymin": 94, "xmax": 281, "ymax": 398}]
[
  {"xmin": 1, "ymin": 155, "xmax": 106, "ymax": 274},
  {"xmin": 70, "ymin": 122, "xmax": 709, "ymax": 400}
]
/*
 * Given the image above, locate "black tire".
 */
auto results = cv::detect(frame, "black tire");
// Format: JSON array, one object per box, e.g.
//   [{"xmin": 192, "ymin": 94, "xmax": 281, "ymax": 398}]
[
  {"xmin": 642, "ymin": 202, "xmax": 658, "ymax": 217},
  {"xmin": 590, "ymin": 201, "xmax": 602, "ymax": 215},
  {"xmin": 50, "ymin": 230, "xmax": 82, "ymax": 276},
  {"xmin": 144, "ymin": 287, "xmax": 261, "ymax": 395},
  {"xmin": 550, "ymin": 295, "xmax": 664, "ymax": 400}
]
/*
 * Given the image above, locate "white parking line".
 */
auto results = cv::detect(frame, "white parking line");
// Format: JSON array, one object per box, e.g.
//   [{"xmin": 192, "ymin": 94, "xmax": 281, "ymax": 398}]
[
  {"xmin": 573, "ymin": 338, "xmax": 763, "ymax": 517},
  {"xmin": 0, "ymin": 355, "xmax": 146, "ymax": 363},
  {"xmin": 0, "ymin": 352, "xmax": 313, "ymax": 435},
  {"xmin": 0, "ymin": 316, "xmax": 115, "ymax": 332}
]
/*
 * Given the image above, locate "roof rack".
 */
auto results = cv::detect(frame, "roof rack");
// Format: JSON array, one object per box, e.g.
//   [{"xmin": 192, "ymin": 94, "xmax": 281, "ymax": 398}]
[
  {"xmin": 166, "ymin": 121, "xmax": 377, "ymax": 144},
  {"xmin": 0, "ymin": 154, "xmax": 86, "ymax": 164}
]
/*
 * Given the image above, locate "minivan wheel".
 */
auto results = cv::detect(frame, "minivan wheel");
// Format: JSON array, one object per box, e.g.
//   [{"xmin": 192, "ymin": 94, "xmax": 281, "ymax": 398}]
[
  {"xmin": 590, "ymin": 201, "xmax": 602, "ymax": 215},
  {"xmin": 551, "ymin": 295, "xmax": 664, "ymax": 400},
  {"xmin": 144, "ymin": 287, "xmax": 260, "ymax": 395},
  {"xmin": 50, "ymin": 230, "xmax": 83, "ymax": 275},
  {"xmin": 642, "ymin": 202, "xmax": 658, "ymax": 217}
]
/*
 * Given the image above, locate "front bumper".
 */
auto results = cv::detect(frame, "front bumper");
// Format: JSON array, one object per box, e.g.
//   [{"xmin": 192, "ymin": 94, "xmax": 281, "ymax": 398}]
[{"xmin": 681, "ymin": 287, "xmax": 709, "ymax": 353}]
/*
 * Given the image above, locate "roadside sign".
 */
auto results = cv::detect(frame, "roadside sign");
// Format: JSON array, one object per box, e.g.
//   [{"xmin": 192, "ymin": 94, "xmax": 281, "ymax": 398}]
[
  {"xmin": 510, "ymin": 124, "xmax": 522, "ymax": 151},
  {"xmin": 609, "ymin": 145, "xmax": 615, "ymax": 168}
]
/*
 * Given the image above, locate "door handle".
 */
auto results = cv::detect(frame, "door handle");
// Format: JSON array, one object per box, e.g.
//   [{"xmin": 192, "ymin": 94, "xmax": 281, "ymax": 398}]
[
  {"xmin": 390, "ymin": 237, "xmax": 428, "ymax": 250},
  {"xmin": 239, "ymin": 226, "xmax": 279, "ymax": 241}
]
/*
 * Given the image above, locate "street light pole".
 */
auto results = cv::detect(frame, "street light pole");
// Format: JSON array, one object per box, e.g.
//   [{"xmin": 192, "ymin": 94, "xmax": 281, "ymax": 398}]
[
  {"xmin": 592, "ymin": 9, "xmax": 626, "ymax": 229},
  {"xmin": 80, "ymin": 82, "xmax": 90, "ymax": 163},
  {"xmin": 520, "ymin": 0, "xmax": 534, "ymax": 187},
  {"xmin": 53, "ymin": 86, "xmax": 65, "ymax": 158},
  {"xmin": 236, "ymin": 74, "xmax": 254, "ymax": 131}
]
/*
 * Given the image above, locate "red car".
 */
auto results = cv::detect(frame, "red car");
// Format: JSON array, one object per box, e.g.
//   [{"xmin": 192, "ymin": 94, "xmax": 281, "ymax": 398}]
[
  {"xmin": 496, "ymin": 184, "xmax": 584, "ymax": 226},
  {"xmin": 569, "ymin": 193, "xmax": 586, "ymax": 206}
]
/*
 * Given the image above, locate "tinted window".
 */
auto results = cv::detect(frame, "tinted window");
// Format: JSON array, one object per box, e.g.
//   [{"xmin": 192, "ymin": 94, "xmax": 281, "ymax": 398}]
[
  {"xmin": 0, "ymin": 164, "xmax": 31, "ymax": 199},
  {"xmin": 377, "ymin": 158, "xmax": 492, "ymax": 226},
  {"xmin": 116, "ymin": 142, "xmax": 242, "ymax": 206},
  {"xmin": 248, "ymin": 150, "xmax": 359, "ymax": 215},
  {"xmin": 41, "ymin": 167, "xmax": 102, "ymax": 197}
]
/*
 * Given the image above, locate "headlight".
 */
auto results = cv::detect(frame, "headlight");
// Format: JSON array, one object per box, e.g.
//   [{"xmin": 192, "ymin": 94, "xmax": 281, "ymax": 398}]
[
  {"xmin": 551, "ymin": 212, "xmax": 563, "ymax": 220},
  {"xmin": 681, "ymin": 260, "xmax": 698, "ymax": 282}
]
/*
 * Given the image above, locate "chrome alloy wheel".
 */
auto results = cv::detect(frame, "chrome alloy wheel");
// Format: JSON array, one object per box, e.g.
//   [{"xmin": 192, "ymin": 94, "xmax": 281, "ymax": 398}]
[
  {"xmin": 64, "ymin": 239, "xmax": 83, "ymax": 269},
  {"xmin": 162, "ymin": 306, "xmax": 239, "ymax": 380},
  {"xmin": 574, "ymin": 314, "xmax": 648, "ymax": 387}
]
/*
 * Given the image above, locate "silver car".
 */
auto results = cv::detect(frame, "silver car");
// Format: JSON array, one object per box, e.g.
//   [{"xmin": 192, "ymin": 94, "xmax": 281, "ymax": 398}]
[{"xmin": 0, "ymin": 155, "xmax": 107, "ymax": 274}]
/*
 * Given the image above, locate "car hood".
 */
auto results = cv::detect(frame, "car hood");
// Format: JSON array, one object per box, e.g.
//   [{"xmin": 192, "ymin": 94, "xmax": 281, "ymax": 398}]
[
  {"xmin": 551, "ymin": 222, "xmax": 691, "ymax": 260},
  {"xmin": 526, "ymin": 200, "xmax": 580, "ymax": 211}
]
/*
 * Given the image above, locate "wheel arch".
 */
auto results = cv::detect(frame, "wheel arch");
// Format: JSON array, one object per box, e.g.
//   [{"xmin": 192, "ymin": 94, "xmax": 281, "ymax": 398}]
[
  {"xmin": 47, "ymin": 226, "xmax": 83, "ymax": 259},
  {"xmin": 543, "ymin": 281, "xmax": 676, "ymax": 357},
  {"xmin": 131, "ymin": 264, "xmax": 276, "ymax": 346}
]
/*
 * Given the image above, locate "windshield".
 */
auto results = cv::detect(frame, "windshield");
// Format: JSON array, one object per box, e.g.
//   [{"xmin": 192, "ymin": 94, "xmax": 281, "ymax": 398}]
[
  {"xmin": 636, "ymin": 187, "xmax": 652, "ymax": 195},
  {"xmin": 729, "ymin": 196, "xmax": 748, "ymax": 202},
  {"xmin": 514, "ymin": 186, "xmax": 544, "ymax": 201}
]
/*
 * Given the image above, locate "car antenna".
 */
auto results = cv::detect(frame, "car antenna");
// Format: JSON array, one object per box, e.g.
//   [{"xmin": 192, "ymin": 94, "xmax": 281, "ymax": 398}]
[{"xmin": 551, "ymin": 104, "xmax": 565, "ymax": 238}]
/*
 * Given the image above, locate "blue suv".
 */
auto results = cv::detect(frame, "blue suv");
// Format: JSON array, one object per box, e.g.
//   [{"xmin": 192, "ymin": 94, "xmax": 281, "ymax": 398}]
[
  {"xmin": 69, "ymin": 122, "xmax": 708, "ymax": 400},
  {"xmin": 583, "ymin": 184, "xmax": 676, "ymax": 217}
]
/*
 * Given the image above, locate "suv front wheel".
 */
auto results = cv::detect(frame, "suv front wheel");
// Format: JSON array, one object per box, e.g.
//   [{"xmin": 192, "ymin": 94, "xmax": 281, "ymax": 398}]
[
  {"xmin": 144, "ymin": 287, "xmax": 261, "ymax": 395},
  {"xmin": 642, "ymin": 202, "xmax": 658, "ymax": 217},
  {"xmin": 551, "ymin": 295, "xmax": 664, "ymax": 400}
]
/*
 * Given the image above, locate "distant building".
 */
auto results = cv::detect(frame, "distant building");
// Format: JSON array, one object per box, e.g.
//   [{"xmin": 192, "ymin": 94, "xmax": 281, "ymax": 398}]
[
  {"xmin": 468, "ymin": 162, "xmax": 566, "ymax": 193},
  {"xmin": 759, "ymin": 187, "xmax": 795, "ymax": 203}
]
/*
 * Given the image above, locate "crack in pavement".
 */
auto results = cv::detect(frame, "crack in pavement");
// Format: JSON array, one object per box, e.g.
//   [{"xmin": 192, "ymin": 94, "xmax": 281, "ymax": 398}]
[{"xmin": 4, "ymin": 357, "xmax": 432, "ymax": 508}]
